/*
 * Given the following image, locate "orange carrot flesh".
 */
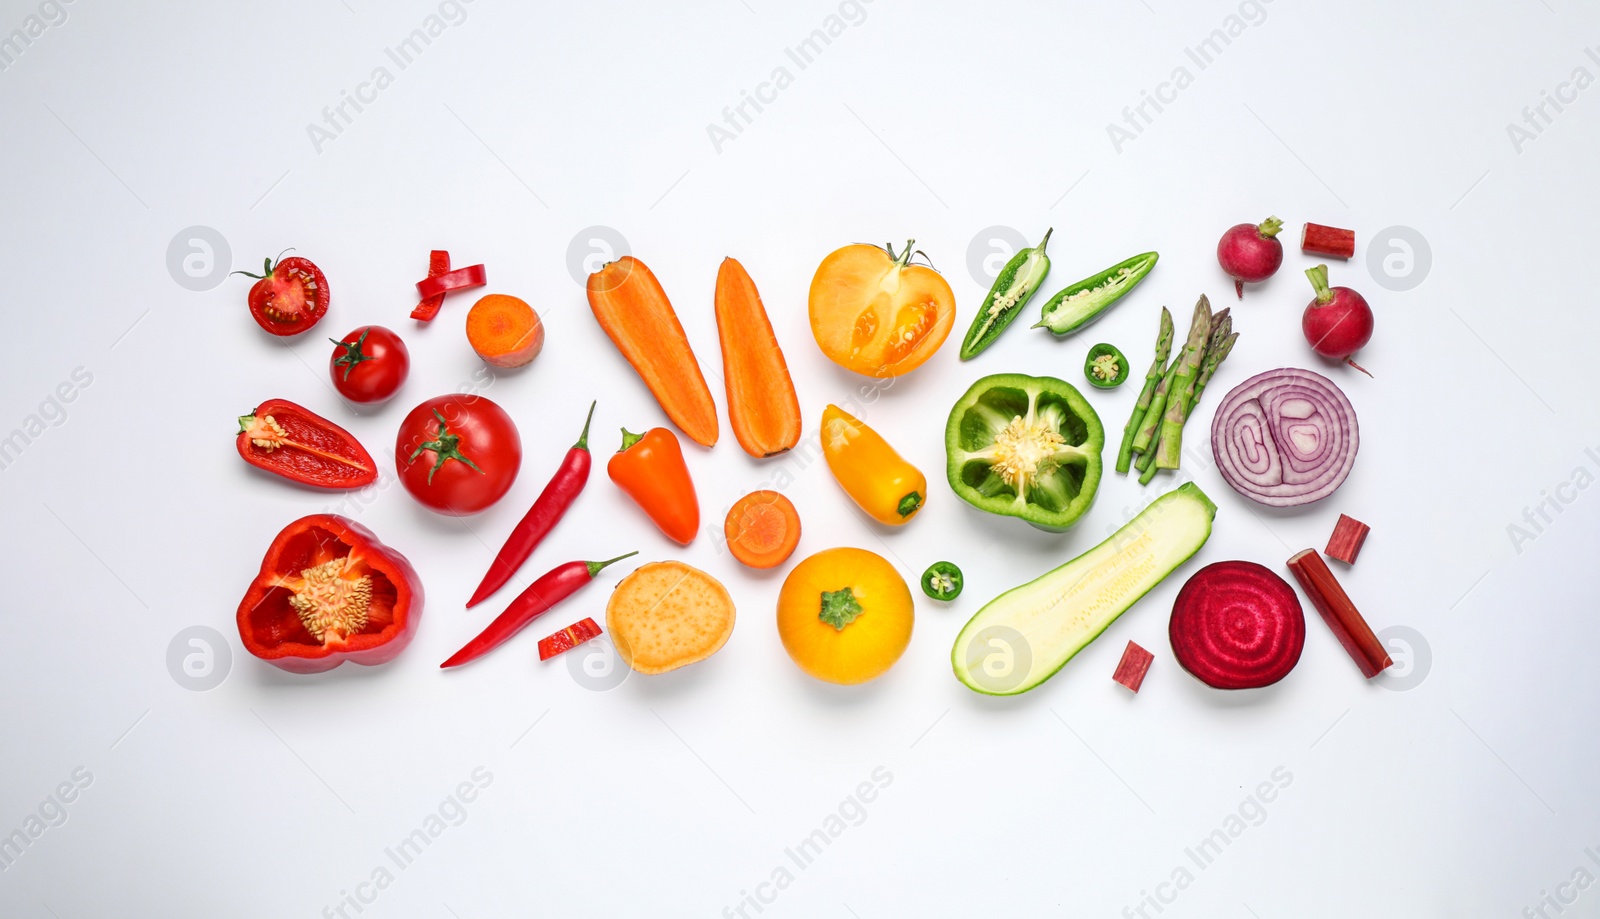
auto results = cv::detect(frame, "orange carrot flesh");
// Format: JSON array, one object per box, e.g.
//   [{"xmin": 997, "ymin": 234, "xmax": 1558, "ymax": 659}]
[
  {"xmin": 724, "ymin": 490, "xmax": 800, "ymax": 569},
  {"xmin": 586, "ymin": 257, "xmax": 719, "ymax": 447},
  {"xmin": 467, "ymin": 294, "xmax": 544, "ymax": 368},
  {"xmin": 715, "ymin": 257, "xmax": 802, "ymax": 458}
]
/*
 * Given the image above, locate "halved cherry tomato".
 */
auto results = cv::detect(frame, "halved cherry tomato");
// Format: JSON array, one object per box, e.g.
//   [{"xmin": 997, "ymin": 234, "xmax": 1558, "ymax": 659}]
[
  {"xmin": 395, "ymin": 395, "xmax": 521, "ymax": 515},
  {"xmin": 329, "ymin": 326, "xmax": 409, "ymax": 404},
  {"xmin": 807, "ymin": 240, "xmax": 955, "ymax": 377},
  {"xmin": 233, "ymin": 252, "xmax": 330, "ymax": 336}
]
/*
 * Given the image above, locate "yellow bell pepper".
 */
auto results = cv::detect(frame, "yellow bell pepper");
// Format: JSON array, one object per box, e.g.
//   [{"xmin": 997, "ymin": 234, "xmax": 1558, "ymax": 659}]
[{"xmin": 820, "ymin": 404, "xmax": 925, "ymax": 526}]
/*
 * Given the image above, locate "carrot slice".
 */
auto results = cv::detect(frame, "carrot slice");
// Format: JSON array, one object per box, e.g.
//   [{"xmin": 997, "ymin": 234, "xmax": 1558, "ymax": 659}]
[
  {"xmin": 723, "ymin": 490, "xmax": 800, "ymax": 569},
  {"xmin": 587, "ymin": 257, "xmax": 719, "ymax": 447},
  {"xmin": 714, "ymin": 257, "xmax": 801, "ymax": 458},
  {"xmin": 467, "ymin": 294, "xmax": 544, "ymax": 368}
]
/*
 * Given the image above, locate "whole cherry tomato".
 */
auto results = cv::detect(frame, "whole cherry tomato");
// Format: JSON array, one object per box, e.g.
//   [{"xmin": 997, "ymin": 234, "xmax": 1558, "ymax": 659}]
[
  {"xmin": 329, "ymin": 326, "xmax": 409, "ymax": 404},
  {"xmin": 233, "ymin": 252, "xmax": 330, "ymax": 335},
  {"xmin": 395, "ymin": 395, "xmax": 521, "ymax": 514}
]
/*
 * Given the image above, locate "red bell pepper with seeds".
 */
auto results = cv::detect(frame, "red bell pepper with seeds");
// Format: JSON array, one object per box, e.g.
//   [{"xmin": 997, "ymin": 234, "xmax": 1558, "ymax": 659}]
[
  {"xmin": 236, "ymin": 515, "xmax": 423, "ymax": 673},
  {"xmin": 236, "ymin": 399, "xmax": 378, "ymax": 489}
]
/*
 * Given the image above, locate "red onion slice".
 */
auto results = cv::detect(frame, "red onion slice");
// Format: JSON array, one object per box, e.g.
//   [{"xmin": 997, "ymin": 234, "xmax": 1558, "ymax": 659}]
[
  {"xmin": 1211, "ymin": 367, "xmax": 1358, "ymax": 507},
  {"xmin": 1169, "ymin": 561, "xmax": 1305, "ymax": 690}
]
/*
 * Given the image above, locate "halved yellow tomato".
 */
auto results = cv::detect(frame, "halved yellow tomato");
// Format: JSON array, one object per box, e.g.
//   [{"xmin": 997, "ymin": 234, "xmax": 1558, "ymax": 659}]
[{"xmin": 807, "ymin": 240, "xmax": 956, "ymax": 377}]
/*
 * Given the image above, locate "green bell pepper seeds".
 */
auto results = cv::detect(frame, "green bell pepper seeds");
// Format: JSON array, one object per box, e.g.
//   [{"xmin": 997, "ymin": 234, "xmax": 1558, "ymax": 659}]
[
  {"xmin": 960, "ymin": 229, "xmax": 1053, "ymax": 360},
  {"xmin": 944, "ymin": 373, "xmax": 1104, "ymax": 531},
  {"xmin": 1084, "ymin": 343, "xmax": 1129, "ymax": 389}
]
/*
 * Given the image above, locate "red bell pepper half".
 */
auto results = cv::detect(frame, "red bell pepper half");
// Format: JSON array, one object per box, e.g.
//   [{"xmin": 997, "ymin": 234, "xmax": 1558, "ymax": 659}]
[
  {"xmin": 236, "ymin": 515, "xmax": 424, "ymax": 673},
  {"xmin": 236, "ymin": 398, "xmax": 378, "ymax": 490}
]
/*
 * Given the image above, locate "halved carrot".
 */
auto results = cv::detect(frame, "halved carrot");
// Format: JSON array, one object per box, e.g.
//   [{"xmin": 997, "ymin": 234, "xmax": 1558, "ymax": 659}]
[
  {"xmin": 714, "ymin": 257, "xmax": 801, "ymax": 458},
  {"xmin": 723, "ymin": 490, "xmax": 800, "ymax": 569},
  {"xmin": 586, "ymin": 257, "xmax": 719, "ymax": 447},
  {"xmin": 467, "ymin": 294, "xmax": 544, "ymax": 368}
]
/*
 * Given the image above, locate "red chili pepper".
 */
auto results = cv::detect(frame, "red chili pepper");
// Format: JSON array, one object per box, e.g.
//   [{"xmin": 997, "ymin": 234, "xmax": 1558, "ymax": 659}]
[
  {"xmin": 417, "ymin": 265, "xmax": 488, "ymax": 300},
  {"xmin": 410, "ymin": 251, "xmax": 486, "ymax": 322},
  {"xmin": 236, "ymin": 515, "xmax": 424, "ymax": 673},
  {"xmin": 466, "ymin": 401, "xmax": 596, "ymax": 608},
  {"xmin": 236, "ymin": 398, "xmax": 377, "ymax": 489},
  {"xmin": 537, "ymin": 617, "xmax": 604, "ymax": 661},
  {"xmin": 441, "ymin": 552, "xmax": 636, "ymax": 669}
]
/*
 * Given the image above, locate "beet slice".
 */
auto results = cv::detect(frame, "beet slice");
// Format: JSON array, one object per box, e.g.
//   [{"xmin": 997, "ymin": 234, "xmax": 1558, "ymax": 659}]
[{"xmin": 1169, "ymin": 561, "xmax": 1305, "ymax": 689}]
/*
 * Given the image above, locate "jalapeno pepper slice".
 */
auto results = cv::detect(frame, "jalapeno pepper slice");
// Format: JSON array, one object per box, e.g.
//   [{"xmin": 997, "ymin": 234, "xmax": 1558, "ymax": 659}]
[
  {"xmin": 920, "ymin": 562, "xmax": 964, "ymax": 601},
  {"xmin": 1085, "ymin": 343, "xmax": 1129, "ymax": 389}
]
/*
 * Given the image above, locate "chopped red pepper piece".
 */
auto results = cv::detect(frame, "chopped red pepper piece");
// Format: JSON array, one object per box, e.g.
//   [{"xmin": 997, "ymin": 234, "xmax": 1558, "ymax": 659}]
[
  {"xmin": 1286, "ymin": 549, "xmax": 1392, "ymax": 679},
  {"xmin": 411, "ymin": 250, "xmax": 452, "ymax": 322},
  {"xmin": 416, "ymin": 264, "xmax": 487, "ymax": 300},
  {"xmin": 537, "ymin": 617, "xmax": 604, "ymax": 661},
  {"xmin": 1324, "ymin": 514, "xmax": 1370, "ymax": 565},
  {"xmin": 236, "ymin": 515, "xmax": 424, "ymax": 673},
  {"xmin": 1112, "ymin": 640, "xmax": 1154, "ymax": 692},
  {"xmin": 410, "ymin": 251, "xmax": 486, "ymax": 322}
]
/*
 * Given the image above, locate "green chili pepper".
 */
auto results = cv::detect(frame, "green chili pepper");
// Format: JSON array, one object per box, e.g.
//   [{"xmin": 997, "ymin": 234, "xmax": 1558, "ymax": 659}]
[
  {"xmin": 920, "ymin": 561, "xmax": 964, "ymax": 601},
  {"xmin": 1034, "ymin": 251, "xmax": 1159, "ymax": 336},
  {"xmin": 1084, "ymin": 343, "xmax": 1129, "ymax": 389},
  {"xmin": 959, "ymin": 229, "xmax": 1053, "ymax": 360},
  {"xmin": 944, "ymin": 373, "xmax": 1105, "ymax": 532}
]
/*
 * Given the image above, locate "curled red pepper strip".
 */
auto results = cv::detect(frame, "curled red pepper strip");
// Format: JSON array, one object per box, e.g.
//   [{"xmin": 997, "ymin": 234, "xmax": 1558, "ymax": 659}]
[
  {"xmin": 410, "ymin": 250, "xmax": 453, "ymax": 322},
  {"xmin": 416, "ymin": 264, "xmax": 487, "ymax": 300}
]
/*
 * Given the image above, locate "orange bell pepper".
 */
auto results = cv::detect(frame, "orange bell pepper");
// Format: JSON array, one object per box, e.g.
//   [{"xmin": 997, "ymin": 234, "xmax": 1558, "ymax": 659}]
[{"xmin": 608, "ymin": 427, "xmax": 700, "ymax": 544}]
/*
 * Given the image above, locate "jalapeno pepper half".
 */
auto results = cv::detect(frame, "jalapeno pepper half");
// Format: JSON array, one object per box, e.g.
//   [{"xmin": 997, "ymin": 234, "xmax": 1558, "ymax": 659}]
[
  {"xmin": 921, "ymin": 562, "xmax": 964, "ymax": 601},
  {"xmin": 944, "ymin": 373, "xmax": 1104, "ymax": 531},
  {"xmin": 1084, "ymin": 343, "xmax": 1129, "ymax": 389}
]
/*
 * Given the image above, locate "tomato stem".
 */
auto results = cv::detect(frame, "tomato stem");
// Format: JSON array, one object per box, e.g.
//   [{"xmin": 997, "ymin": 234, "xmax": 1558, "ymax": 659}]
[
  {"xmin": 330, "ymin": 327, "xmax": 375, "ymax": 381},
  {"xmin": 408, "ymin": 409, "xmax": 484, "ymax": 484}
]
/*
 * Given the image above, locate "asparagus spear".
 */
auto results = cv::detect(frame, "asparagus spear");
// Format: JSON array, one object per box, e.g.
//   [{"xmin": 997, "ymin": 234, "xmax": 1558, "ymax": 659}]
[
  {"xmin": 1115, "ymin": 307, "xmax": 1174, "ymax": 473},
  {"xmin": 1131, "ymin": 355, "xmax": 1181, "ymax": 456},
  {"xmin": 1152, "ymin": 297, "xmax": 1213, "ymax": 469},
  {"xmin": 1188, "ymin": 329, "xmax": 1238, "ymax": 413}
]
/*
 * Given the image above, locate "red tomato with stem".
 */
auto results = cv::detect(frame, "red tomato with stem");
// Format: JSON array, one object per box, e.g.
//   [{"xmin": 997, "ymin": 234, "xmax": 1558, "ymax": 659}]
[
  {"xmin": 396, "ymin": 395, "xmax": 521, "ymax": 514},
  {"xmin": 329, "ymin": 326, "xmax": 409, "ymax": 403},
  {"xmin": 233, "ymin": 252, "xmax": 330, "ymax": 336}
]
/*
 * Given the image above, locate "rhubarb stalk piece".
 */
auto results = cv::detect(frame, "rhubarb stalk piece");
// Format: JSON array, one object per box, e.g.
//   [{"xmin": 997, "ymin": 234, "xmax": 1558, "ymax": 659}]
[
  {"xmin": 1286, "ymin": 549, "xmax": 1392, "ymax": 678},
  {"xmin": 1301, "ymin": 223, "xmax": 1356, "ymax": 259},
  {"xmin": 1325, "ymin": 514, "xmax": 1370, "ymax": 564},
  {"xmin": 1112, "ymin": 641, "xmax": 1155, "ymax": 693}
]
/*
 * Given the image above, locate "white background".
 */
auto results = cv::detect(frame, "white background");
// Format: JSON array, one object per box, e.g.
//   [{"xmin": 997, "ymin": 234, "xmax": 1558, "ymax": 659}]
[{"xmin": 2, "ymin": 0, "xmax": 1596, "ymax": 916}]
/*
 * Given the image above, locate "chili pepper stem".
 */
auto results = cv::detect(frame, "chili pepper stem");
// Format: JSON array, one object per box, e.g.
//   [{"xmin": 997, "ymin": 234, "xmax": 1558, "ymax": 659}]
[
  {"xmin": 618, "ymin": 427, "xmax": 645, "ymax": 452},
  {"xmin": 1035, "ymin": 227, "xmax": 1053, "ymax": 252},
  {"xmin": 585, "ymin": 551, "xmax": 638, "ymax": 578},
  {"xmin": 574, "ymin": 401, "xmax": 597, "ymax": 450}
]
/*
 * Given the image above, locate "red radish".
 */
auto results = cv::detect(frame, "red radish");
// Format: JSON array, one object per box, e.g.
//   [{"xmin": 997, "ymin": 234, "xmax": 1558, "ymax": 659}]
[
  {"xmin": 1169, "ymin": 561, "xmax": 1305, "ymax": 690},
  {"xmin": 1217, "ymin": 216, "xmax": 1284, "ymax": 298},
  {"xmin": 1302, "ymin": 265, "xmax": 1374, "ymax": 377}
]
